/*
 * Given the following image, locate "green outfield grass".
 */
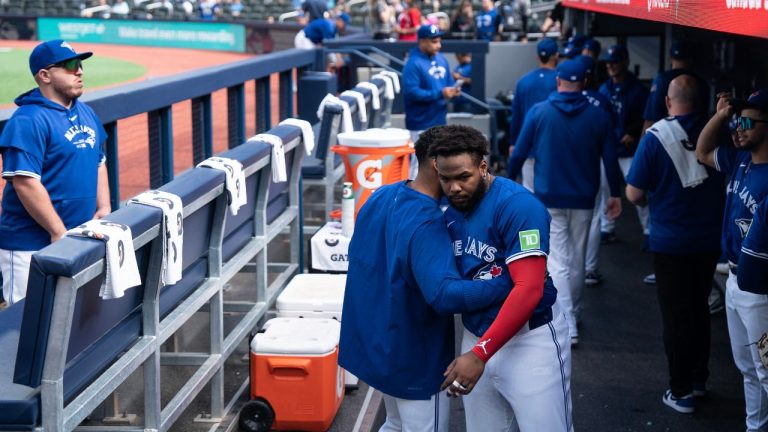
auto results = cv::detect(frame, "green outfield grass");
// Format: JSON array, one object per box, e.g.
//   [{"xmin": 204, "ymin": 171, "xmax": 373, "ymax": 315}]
[{"xmin": 0, "ymin": 47, "xmax": 147, "ymax": 106}]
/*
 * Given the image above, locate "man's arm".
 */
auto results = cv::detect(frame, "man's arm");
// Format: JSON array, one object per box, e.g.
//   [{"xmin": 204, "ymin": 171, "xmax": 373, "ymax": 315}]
[
  {"xmin": 12, "ymin": 176, "xmax": 67, "ymax": 242},
  {"xmin": 697, "ymin": 93, "xmax": 733, "ymax": 168},
  {"xmin": 625, "ymin": 184, "xmax": 647, "ymax": 206},
  {"xmin": 93, "ymin": 163, "xmax": 111, "ymax": 219},
  {"xmin": 507, "ymin": 107, "xmax": 536, "ymax": 178},
  {"xmin": 602, "ymin": 120, "xmax": 623, "ymax": 220},
  {"xmin": 402, "ymin": 64, "xmax": 444, "ymax": 102}
]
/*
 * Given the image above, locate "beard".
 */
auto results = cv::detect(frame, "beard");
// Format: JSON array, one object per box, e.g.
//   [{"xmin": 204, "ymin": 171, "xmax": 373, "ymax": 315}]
[
  {"xmin": 52, "ymin": 80, "xmax": 83, "ymax": 103},
  {"xmin": 449, "ymin": 176, "xmax": 487, "ymax": 212}
]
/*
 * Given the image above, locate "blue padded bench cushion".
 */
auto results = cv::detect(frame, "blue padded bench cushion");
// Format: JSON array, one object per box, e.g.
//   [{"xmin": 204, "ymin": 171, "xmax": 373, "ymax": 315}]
[
  {"xmin": 265, "ymin": 125, "xmax": 302, "ymax": 224},
  {"xmin": 0, "ymin": 300, "xmax": 38, "ymax": 431},
  {"xmin": 302, "ymin": 106, "xmax": 344, "ymax": 179}
]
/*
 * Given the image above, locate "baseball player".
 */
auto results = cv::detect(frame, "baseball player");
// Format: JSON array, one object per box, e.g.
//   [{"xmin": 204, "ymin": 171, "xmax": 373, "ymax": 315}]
[
  {"xmin": 738, "ymin": 198, "xmax": 768, "ymax": 293},
  {"xmin": 339, "ymin": 127, "xmax": 514, "ymax": 431},
  {"xmin": 432, "ymin": 125, "xmax": 573, "ymax": 431},
  {"xmin": 696, "ymin": 90, "xmax": 768, "ymax": 431}
]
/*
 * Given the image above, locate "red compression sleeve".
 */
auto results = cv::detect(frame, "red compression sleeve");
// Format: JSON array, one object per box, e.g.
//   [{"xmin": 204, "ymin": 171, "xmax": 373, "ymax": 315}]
[{"xmin": 470, "ymin": 256, "xmax": 546, "ymax": 362}]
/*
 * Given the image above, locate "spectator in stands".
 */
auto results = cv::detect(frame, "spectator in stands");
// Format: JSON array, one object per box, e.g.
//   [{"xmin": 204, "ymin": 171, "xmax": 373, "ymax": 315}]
[
  {"xmin": 111, "ymin": 0, "xmax": 130, "ymax": 17},
  {"xmin": 598, "ymin": 44, "xmax": 650, "ymax": 251},
  {"xmin": 198, "ymin": 0, "xmax": 221, "ymax": 20},
  {"xmin": 181, "ymin": 0, "xmax": 196, "ymax": 17},
  {"xmin": 302, "ymin": 0, "xmax": 327, "ymax": 20},
  {"xmin": 506, "ymin": 37, "xmax": 558, "ymax": 189},
  {"xmin": 451, "ymin": 52, "xmax": 472, "ymax": 112},
  {"xmin": 0, "ymin": 40, "xmax": 110, "ymax": 306},
  {"xmin": 395, "ymin": 0, "xmax": 422, "ymax": 41},
  {"xmin": 80, "ymin": 0, "xmax": 111, "ymax": 18},
  {"xmin": 475, "ymin": 0, "xmax": 502, "ymax": 41},
  {"xmin": 449, "ymin": 0, "xmax": 474, "ymax": 36},
  {"xmin": 696, "ymin": 90, "xmax": 768, "ymax": 432},
  {"xmin": 540, "ymin": 0, "xmax": 563, "ymax": 34},
  {"xmin": 229, "ymin": 0, "xmax": 243, "ymax": 17},
  {"xmin": 508, "ymin": 59, "xmax": 622, "ymax": 346},
  {"xmin": 626, "ymin": 75, "xmax": 724, "ymax": 414},
  {"xmin": 371, "ymin": 0, "xmax": 393, "ymax": 39}
]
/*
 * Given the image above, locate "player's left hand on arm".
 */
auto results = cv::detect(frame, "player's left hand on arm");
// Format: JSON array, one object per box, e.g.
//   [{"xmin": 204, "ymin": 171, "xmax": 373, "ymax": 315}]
[
  {"xmin": 440, "ymin": 351, "xmax": 485, "ymax": 397},
  {"xmin": 605, "ymin": 196, "xmax": 622, "ymax": 220}
]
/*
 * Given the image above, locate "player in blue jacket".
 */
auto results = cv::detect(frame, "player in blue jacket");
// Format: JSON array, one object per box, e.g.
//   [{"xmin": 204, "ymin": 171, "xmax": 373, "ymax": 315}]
[
  {"xmin": 339, "ymin": 127, "xmax": 513, "ymax": 431},
  {"xmin": 431, "ymin": 125, "xmax": 572, "ymax": 431},
  {"xmin": 509, "ymin": 59, "xmax": 623, "ymax": 345},
  {"xmin": 696, "ymin": 90, "xmax": 768, "ymax": 432},
  {"xmin": 626, "ymin": 75, "xmax": 725, "ymax": 414},
  {"xmin": 506, "ymin": 37, "xmax": 558, "ymax": 190},
  {"xmin": 738, "ymin": 198, "xmax": 768, "ymax": 294},
  {"xmin": 0, "ymin": 39, "xmax": 110, "ymax": 306},
  {"xmin": 475, "ymin": 0, "xmax": 502, "ymax": 41}
]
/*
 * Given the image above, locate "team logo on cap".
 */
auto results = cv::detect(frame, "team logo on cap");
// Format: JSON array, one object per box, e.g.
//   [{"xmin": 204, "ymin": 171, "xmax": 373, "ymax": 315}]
[{"xmin": 61, "ymin": 41, "xmax": 75, "ymax": 53}]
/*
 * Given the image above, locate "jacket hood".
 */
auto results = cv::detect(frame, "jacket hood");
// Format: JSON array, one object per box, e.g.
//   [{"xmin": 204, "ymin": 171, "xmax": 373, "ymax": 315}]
[
  {"xmin": 548, "ymin": 91, "xmax": 590, "ymax": 116},
  {"xmin": 14, "ymin": 88, "xmax": 69, "ymax": 111}
]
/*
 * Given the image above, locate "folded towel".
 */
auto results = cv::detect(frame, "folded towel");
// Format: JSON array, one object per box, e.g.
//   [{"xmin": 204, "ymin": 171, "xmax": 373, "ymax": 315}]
[
  {"xmin": 67, "ymin": 220, "xmax": 141, "ymax": 299},
  {"xmin": 357, "ymin": 82, "xmax": 381, "ymax": 110},
  {"xmin": 379, "ymin": 70, "xmax": 400, "ymax": 93},
  {"xmin": 372, "ymin": 74, "xmax": 395, "ymax": 100},
  {"xmin": 340, "ymin": 90, "xmax": 368, "ymax": 123},
  {"xmin": 647, "ymin": 117, "xmax": 709, "ymax": 188},
  {"xmin": 280, "ymin": 118, "xmax": 316, "ymax": 156},
  {"xmin": 128, "ymin": 190, "xmax": 184, "ymax": 285},
  {"xmin": 197, "ymin": 157, "xmax": 248, "ymax": 215},
  {"xmin": 317, "ymin": 94, "xmax": 353, "ymax": 132},
  {"xmin": 252, "ymin": 133, "xmax": 287, "ymax": 182}
]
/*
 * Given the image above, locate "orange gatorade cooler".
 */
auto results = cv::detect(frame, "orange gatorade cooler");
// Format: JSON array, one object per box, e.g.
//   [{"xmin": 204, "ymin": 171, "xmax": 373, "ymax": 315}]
[
  {"xmin": 332, "ymin": 128, "xmax": 413, "ymax": 218},
  {"xmin": 245, "ymin": 318, "xmax": 344, "ymax": 432}
]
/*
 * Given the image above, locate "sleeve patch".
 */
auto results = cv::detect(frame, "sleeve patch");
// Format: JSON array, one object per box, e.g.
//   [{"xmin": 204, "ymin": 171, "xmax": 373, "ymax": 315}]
[{"xmin": 519, "ymin": 229, "xmax": 540, "ymax": 251}]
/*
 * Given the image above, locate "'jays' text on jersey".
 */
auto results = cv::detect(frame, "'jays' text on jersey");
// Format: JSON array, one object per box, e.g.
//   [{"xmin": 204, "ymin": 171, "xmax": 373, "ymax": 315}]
[
  {"xmin": 599, "ymin": 72, "xmax": 649, "ymax": 158},
  {"xmin": 0, "ymin": 88, "xmax": 107, "ymax": 251},
  {"xmin": 714, "ymin": 146, "xmax": 768, "ymax": 266},
  {"xmin": 443, "ymin": 176, "xmax": 557, "ymax": 337},
  {"xmin": 739, "ymin": 198, "xmax": 768, "ymax": 294},
  {"xmin": 339, "ymin": 181, "xmax": 512, "ymax": 400},
  {"xmin": 402, "ymin": 47, "xmax": 455, "ymax": 131},
  {"xmin": 475, "ymin": 8, "xmax": 500, "ymax": 41}
]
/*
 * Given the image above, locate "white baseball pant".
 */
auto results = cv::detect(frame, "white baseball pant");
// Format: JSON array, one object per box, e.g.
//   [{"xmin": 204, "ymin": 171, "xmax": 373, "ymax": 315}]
[
  {"xmin": 725, "ymin": 272, "xmax": 768, "ymax": 431},
  {"xmin": 585, "ymin": 164, "xmax": 608, "ymax": 272},
  {"xmin": 521, "ymin": 159, "xmax": 534, "ymax": 193},
  {"xmin": 0, "ymin": 249, "xmax": 34, "ymax": 306},
  {"xmin": 379, "ymin": 391, "xmax": 449, "ymax": 432},
  {"xmin": 599, "ymin": 156, "xmax": 649, "ymax": 235},
  {"xmin": 461, "ymin": 303, "xmax": 573, "ymax": 432}
]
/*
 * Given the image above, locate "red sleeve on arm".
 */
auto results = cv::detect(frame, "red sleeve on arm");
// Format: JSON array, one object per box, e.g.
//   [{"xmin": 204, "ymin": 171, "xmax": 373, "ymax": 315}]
[{"xmin": 471, "ymin": 256, "xmax": 546, "ymax": 362}]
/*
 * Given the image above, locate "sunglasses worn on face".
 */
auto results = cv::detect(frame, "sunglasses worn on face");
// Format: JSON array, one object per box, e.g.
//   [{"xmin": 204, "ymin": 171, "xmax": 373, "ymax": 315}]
[
  {"xmin": 738, "ymin": 116, "xmax": 768, "ymax": 131},
  {"xmin": 45, "ymin": 58, "xmax": 83, "ymax": 73}
]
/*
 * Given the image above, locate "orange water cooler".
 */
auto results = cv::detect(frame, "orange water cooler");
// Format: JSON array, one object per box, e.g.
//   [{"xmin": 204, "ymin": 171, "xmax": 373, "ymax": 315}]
[{"xmin": 241, "ymin": 318, "xmax": 344, "ymax": 432}]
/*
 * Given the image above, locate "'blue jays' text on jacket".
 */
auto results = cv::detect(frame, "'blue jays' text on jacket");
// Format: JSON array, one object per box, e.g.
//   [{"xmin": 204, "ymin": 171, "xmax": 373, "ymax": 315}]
[
  {"xmin": 626, "ymin": 113, "xmax": 724, "ymax": 255},
  {"xmin": 443, "ymin": 177, "xmax": 558, "ymax": 337},
  {"xmin": 338, "ymin": 181, "xmax": 511, "ymax": 400},
  {"xmin": 508, "ymin": 67, "xmax": 557, "ymax": 145},
  {"xmin": 402, "ymin": 47, "xmax": 455, "ymax": 131},
  {"xmin": 739, "ymin": 198, "xmax": 768, "ymax": 294},
  {"xmin": 0, "ymin": 88, "xmax": 107, "ymax": 251},
  {"xmin": 508, "ymin": 91, "xmax": 622, "ymax": 209},
  {"xmin": 599, "ymin": 72, "xmax": 649, "ymax": 158},
  {"xmin": 302, "ymin": 18, "xmax": 336, "ymax": 44}
]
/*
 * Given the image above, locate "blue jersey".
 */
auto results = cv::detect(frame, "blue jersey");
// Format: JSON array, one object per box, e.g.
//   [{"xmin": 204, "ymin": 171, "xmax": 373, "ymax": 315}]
[
  {"xmin": 599, "ymin": 72, "xmax": 649, "ymax": 158},
  {"xmin": 714, "ymin": 146, "xmax": 768, "ymax": 265},
  {"xmin": 402, "ymin": 47, "xmax": 455, "ymax": 131},
  {"xmin": 583, "ymin": 89, "xmax": 613, "ymax": 115},
  {"xmin": 303, "ymin": 18, "xmax": 336, "ymax": 45},
  {"xmin": 338, "ymin": 181, "xmax": 511, "ymax": 400},
  {"xmin": 509, "ymin": 67, "xmax": 557, "ymax": 145},
  {"xmin": 643, "ymin": 69, "xmax": 710, "ymax": 122},
  {"xmin": 625, "ymin": 114, "xmax": 724, "ymax": 254},
  {"xmin": 475, "ymin": 8, "xmax": 500, "ymax": 41},
  {"xmin": 443, "ymin": 177, "xmax": 557, "ymax": 337},
  {"xmin": 739, "ymin": 198, "xmax": 768, "ymax": 294},
  {"xmin": 0, "ymin": 88, "xmax": 106, "ymax": 251},
  {"xmin": 509, "ymin": 91, "xmax": 622, "ymax": 209}
]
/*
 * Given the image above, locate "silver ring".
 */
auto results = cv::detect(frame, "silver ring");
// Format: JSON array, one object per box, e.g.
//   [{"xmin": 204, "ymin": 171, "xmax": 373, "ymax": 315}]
[{"xmin": 452, "ymin": 380, "xmax": 468, "ymax": 390}]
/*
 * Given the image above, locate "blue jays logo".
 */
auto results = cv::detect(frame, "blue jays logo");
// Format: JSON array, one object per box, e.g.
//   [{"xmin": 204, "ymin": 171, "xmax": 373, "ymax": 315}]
[
  {"xmin": 736, "ymin": 218, "xmax": 752, "ymax": 239},
  {"xmin": 473, "ymin": 263, "xmax": 503, "ymax": 280},
  {"xmin": 428, "ymin": 61, "xmax": 446, "ymax": 79}
]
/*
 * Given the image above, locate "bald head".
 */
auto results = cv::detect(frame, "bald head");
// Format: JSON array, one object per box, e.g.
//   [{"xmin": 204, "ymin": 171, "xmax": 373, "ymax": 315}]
[{"xmin": 666, "ymin": 74, "xmax": 699, "ymax": 116}]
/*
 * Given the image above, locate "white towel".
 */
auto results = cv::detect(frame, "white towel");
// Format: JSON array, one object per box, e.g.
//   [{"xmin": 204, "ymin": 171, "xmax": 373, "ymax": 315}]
[
  {"xmin": 379, "ymin": 70, "xmax": 400, "ymax": 93},
  {"xmin": 372, "ymin": 73, "xmax": 395, "ymax": 100},
  {"xmin": 280, "ymin": 118, "xmax": 316, "ymax": 156},
  {"xmin": 357, "ymin": 82, "xmax": 381, "ymax": 110},
  {"xmin": 317, "ymin": 94, "xmax": 353, "ymax": 133},
  {"xmin": 252, "ymin": 133, "xmax": 287, "ymax": 182},
  {"xmin": 66, "ymin": 220, "xmax": 141, "ymax": 299},
  {"xmin": 197, "ymin": 157, "xmax": 247, "ymax": 216},
  {"xmin": 340, "ymin": 90, "xmax": 367, "ymax": 123},
  {"xmin": 647, "ymin": 118, "xmax": 709, "ymax": 188},
  {"xmin": 128, "ymin": 190, "xmax": 184, "ymax": 285}
]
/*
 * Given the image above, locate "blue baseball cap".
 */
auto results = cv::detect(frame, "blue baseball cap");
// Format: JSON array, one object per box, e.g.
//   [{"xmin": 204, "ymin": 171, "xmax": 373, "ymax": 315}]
[
  {"xmin": 575, "ymin": 54, "xmax": 595, "ymax": 75},
  {"xmin": 735, "ymin": 89, "xmax": 768, "ymax": 113},
  {"xmin": 29, "ymin": 39, "xmax": 92, "ymax": 76},
  {"xmin": 537, "ymin": 38, "xmax": 558, "ymax": 58},
  {"xmin": 583, "ymin": 39, "xmax": 601, "ymax": 56},
  {"xmin": 417, "ymin": 24, "xmax": 442, "ymax": 39},
  {"xmin": 560, "ymin": 43, "xmax": 579, "ymax": 59},
  {"xmin": 567, "ymin": 34, "xmax": 588, "ymax": 49},
  {"xmin": 602, "ymin": 44, "xmax": 628, "ymax": 63},
  {"xmin": 336, "ymin": 12, "xmax": 350, "ymax": 24},
  {"xmin": 556, "ymin": 59, "xmax": 586, "ymax": 82},
  {"xmin": 669, "ymin": 41, "xmax": 692, "ymax": 60}
]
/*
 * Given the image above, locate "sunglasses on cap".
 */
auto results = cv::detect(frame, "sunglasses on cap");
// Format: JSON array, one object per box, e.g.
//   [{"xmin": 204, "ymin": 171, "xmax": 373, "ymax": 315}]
[
  {"xmin": 738, "ymin": 116, "xmax": 768, "ymax": 131},
  {"xmin": 45, "ymin": 58, "xmax": 83, "ymax": 73}
]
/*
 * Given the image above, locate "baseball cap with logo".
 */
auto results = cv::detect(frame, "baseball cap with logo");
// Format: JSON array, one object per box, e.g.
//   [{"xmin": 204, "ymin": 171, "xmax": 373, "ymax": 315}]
[
  {"xmin": 556, "ymin": 59, "xmax": 586, "ymax": 82},
  {"xmin": 669, "ymin": 41, "xmax": 692, "ymax": 60},
  {"xmin": 732, "ymin": 89, "xmax": 768, "ymax": 114},
  {"xmin": 29, "ymin": 39, "xmax": 92, "ymax": 76},
  {"xmin": 575, "ymin": 54, "xmax": 595, "ymax": 75},
  {"xmin": 537, "ymin": 38, "xmax": 558, "ymax": 58},
  {"xmin": 583, "ymin": 39, "xmax": 602, "ymax": 56},
  {"xmin": 602, "ymin": 44, "xmax": 628, "ymax": 63},
  {"xmin": 417, "ymin": 24, "xmax": 442, "ymax": 39},
  {"xmin": 560, "ymin": 43, "xmax": 579, "ymax": 59},
  {"xmin": 336, "ymin": 12, "xmax": 350, "ymax": 24}
]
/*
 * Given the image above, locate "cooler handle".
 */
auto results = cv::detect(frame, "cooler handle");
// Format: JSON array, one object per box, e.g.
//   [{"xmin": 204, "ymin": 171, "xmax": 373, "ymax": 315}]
[{"xmin": 267, "ymin": 358, "xmax": 311, "ymax": 380}]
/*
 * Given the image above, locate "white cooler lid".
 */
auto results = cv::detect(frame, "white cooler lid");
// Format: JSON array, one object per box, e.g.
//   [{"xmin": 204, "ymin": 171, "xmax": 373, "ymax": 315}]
[
  {"xmin": 251, "ymin": 317, "xmax": 340, "ymax": 355},
  {"xmin": 337, "ymin": 128, "xmax": 410, "ymax": 148},
  {"xmin": 276, "ymin": 274, "xmax": 346, "ymax": 313}
]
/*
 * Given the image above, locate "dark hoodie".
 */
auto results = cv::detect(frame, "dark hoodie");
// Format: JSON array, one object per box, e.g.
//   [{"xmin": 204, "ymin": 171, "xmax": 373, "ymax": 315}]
[
  {"xmin": 509, "ymin": 91, "xmax": 622, "ymax": 209},
  {"xmin": 0, "ymin": 88, "xmax": 106, "ymax": 250}
]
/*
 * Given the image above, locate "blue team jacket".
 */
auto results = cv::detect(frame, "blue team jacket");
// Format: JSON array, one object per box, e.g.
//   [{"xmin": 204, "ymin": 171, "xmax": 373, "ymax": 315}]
[
  {"xmin": 402, "ymin": 47, "xmax": 455, "ymax": 131},
  {"xmin": 508, "ymin": 67, "xmax": 557, "ymax": 145}
]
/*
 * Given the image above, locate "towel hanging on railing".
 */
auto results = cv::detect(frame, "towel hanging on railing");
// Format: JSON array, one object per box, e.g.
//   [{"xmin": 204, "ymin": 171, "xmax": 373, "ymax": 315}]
[
  {"xmin": 280, "ymin": 118, "xmax": 316, "ymax": 156},
  {"xmin": 372, "ymin": 73, "xmax": 395, "ymax": 100},
  {"xmin": 340, "ymin": 90, "xmax": 367, "ymax": 123},
  {"xmin": 378, "ymin": 70, "xmax": 400, "ymax": 94},
  {"xmin": 317, "ymin": 94, "xmax": 353, "ymax": 133},
  {"xmin": 127, "ymin": 190, "xmax": 184, "ymax": 285},
  {"xmin": 357, "ymin": 82, "xmax": 381, "ymax": 110},
  {"xmin": 252, "ymin": 133, "xmax": 287, "ymax": 182},
  {"xmin": 197, "ymin": 157, "xmax": 248, "ymax": 215}
]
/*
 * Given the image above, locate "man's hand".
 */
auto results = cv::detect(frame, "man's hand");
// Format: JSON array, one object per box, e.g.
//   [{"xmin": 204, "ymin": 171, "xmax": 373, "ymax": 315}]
[
  {"xmin": 620, "ymin": 134, "xmax": 637, "ymax": 151},
  {"xmin": 715, "ymin": 91, "xmax": 733, "ymax": 114},
  {"xmin": 93, "ymin": 206, "xmax": 111, "ymax": 220},
  {"xmin": 440, "ymin": 351, "xmax": 485, "ymax": 397},
  {"xmin": 442, "ymin": 86, "xmax": 460, "ymax": 99},
  {"xmin": 605, "ymin": 197, "xmax": 622, "ymax": 220},
  {"xmin": 50, "ymin": 229, "xmax": 66, "ymax": 243}
]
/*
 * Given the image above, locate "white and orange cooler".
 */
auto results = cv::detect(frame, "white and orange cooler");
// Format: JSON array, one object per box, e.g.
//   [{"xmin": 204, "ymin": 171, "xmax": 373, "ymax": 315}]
[{"xmin": 249, "ymin": 317, "xmax": 344, "ymax": 431}]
